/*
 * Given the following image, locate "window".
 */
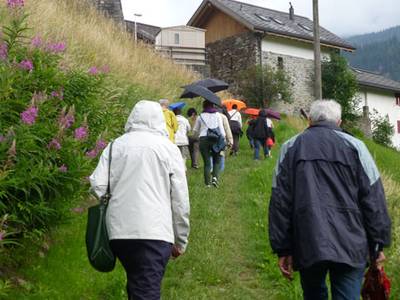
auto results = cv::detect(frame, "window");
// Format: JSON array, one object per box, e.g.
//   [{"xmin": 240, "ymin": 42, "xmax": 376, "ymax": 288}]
[
  {"xmin": 398, "ymin": 120, "xmax": 400, "ymax": 134},
  {"xmin": 298, "ymin": 23, "xmax": 312, "ymax": 32},
  {"xmin": 396, "ymin": 94, "xmax": 400, "ymax": 106},
  {"xmin": 277, "ymin": 56, "xmax": 283, "ymax": 69},
  {"xmin": 255, "ymin": 14, "xmax": 270, "ymax": 22},
  {"xmin": 174, "ymin": 33, "xmax": 179, "ymax": 45},
  {"xmin": 270, "ymin": 17, "xmax": 284, "ymax": 25}
]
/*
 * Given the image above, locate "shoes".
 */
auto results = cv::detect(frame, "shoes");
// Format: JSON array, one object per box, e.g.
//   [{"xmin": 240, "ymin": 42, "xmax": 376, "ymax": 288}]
[
  {"xmin": 206, "ymin": 185, "xmax": 212, "ymax": 188},
  {"xmin": 212, "ymin": 177, "xmax": 219, "ymax": 188},
  {"xmin": 192, "ymin": 165, "xmax": 199, "ymax": 169}
]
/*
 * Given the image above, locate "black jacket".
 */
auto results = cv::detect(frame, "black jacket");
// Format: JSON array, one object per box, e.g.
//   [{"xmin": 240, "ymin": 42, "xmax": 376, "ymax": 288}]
[{"xmin": 268, "ymin": 121, "xmax": 391, "ymax": 270}]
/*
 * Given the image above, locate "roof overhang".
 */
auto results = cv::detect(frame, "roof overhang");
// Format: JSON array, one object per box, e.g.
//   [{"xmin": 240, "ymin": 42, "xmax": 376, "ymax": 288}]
[{"xmin": 358, "ymin": 82, "xmax": 400, "ymax": 94}]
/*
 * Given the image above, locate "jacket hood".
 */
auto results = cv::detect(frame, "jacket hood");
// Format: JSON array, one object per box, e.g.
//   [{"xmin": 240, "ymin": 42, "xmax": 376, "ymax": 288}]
[{"xmin": 124, "ymin": 100, "xmax": 168, "ymax": 136}]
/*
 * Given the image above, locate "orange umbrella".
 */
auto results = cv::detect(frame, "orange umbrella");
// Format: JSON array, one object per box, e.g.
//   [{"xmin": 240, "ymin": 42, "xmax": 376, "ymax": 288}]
[
  {"xmin": 243, "ymin": 108, "xmax": 260, "ymax": 116},
  {"xmin": 222, "ymin": 99, "xmax": 247, "ymax": 111}
]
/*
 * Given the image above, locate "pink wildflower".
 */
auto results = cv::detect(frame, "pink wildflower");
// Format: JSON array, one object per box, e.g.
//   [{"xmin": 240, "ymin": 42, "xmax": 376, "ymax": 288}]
[
  {"xmin": 47, "ymin": 42, "xmax": 66, "ymax": 54},
  {"xmin": 74, "ymin": 126, "xmax": 88, "ymax": 140},
  {"xmin": 48, "ymin": 138, "xmax": 61, "ymax": 150},
  {"xmin": 51, "ymin": 89, "xmax": 64, "ymax": 100},
  {"xmin": 101, "ymin": 65, "xmax": 110, "ymax": 74},
  {"xmin": 7, "ymin": 0, "xmax": 24, "ymax": 8},
  {"xmin": 20, "ymin": 106, "xmax": 38, "ymax": 125},
  {"xmin": 19, "ymin": 60, "xmax": 33, "ymax": 71},
  {"xmin": 86, "ymin": 149, "xmax": 98, "ymax": 158},
  {"xmin": 95, "ymin": 139, "xmax": 107, "ymax": 151},
  {"xmin": 58, "ymin": 107, "xmax": 75, "ymax": 129},
  {"xmin": 0, "ymin": 134, "xmax": 4, "ymax": 143},
  {"xmin": 59, "ymin": 164, "xmax": 68, "ymax": 173},
  {"xmin": 88, "ymin": 66, "xmax": 99, "ymax": 75},
  {"xmin": 0, "ymin": 44, "xmax": 7, "ymax": 60},
  {"xmin": 31, "ymin": 36, "xmax": 42, "ymax": 48}
]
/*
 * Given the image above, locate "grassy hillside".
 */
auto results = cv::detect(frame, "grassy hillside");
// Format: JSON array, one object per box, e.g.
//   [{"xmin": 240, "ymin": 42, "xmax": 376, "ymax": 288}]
[{"xmin": 4, "ymin": 118, "xmax": 400, "ymax": 299}]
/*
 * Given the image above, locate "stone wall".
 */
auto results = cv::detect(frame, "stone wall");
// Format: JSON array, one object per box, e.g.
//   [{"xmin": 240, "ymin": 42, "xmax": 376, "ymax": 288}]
[
  {"xmin": 262, "ymin": 51, "xmax": 314, "ymax": 115},
  {"xmin": 88, "ymin": 0, "xmax": 124, "ymax": 25},
  {"xmin": 206, "ymin": 32, "xmax": 258, "ymax": 95}
]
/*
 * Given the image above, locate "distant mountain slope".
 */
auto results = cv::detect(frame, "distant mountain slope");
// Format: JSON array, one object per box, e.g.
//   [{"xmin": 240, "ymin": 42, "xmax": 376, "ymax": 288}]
[{"xmin": 344, "ymin": 26, "xmax": 400, "ymax": 81}]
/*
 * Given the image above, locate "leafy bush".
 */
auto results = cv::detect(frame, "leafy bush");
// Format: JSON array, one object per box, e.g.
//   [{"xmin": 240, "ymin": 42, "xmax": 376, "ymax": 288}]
[
  {"xmin": 238, "ymin": 64, "xmax": 292, "ymax": 107},
  {"xmin": 370, "ymin": 109, "xmax": 395, "ymax": 147},
  {"xmin": 0, "ymin": 2, "xmax": 122, "ymax": 247}
]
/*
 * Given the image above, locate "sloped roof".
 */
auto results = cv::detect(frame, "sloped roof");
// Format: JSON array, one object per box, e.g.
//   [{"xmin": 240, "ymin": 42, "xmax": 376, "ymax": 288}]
[
  {"xmin": 352, "ymin": 68, "xmax": 400, "ymax": 94},
  {"xmin": 125, "ymin": 21, "xmax": 161, "ymax": 42},
  {"xmin": 188, "ymin": 0, "xmax": 355, "ymax": 51}
]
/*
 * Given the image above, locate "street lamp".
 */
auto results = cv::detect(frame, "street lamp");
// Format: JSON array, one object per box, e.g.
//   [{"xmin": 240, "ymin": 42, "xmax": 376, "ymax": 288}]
[{"xmin": 133, "ymin": 13, "xmax": 142, "ymax": 43}]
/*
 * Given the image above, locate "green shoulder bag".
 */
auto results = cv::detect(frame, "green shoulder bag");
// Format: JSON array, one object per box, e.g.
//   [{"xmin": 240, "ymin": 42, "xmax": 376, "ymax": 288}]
[{"xmin": 85, "ymin": 142, "xmax": 116, "ymax": 272}]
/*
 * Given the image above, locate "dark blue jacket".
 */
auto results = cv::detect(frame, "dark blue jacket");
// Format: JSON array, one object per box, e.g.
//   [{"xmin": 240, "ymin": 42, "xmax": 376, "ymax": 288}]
[{"xmin": 268, "ymin": 121, "xmax": 391, "ymax": 270}]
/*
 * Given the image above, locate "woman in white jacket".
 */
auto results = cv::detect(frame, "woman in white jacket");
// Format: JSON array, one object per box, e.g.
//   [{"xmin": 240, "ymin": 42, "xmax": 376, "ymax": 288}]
[{"xmin": 90, "ymin": 100, "xmax": 190, "ymax": 300}]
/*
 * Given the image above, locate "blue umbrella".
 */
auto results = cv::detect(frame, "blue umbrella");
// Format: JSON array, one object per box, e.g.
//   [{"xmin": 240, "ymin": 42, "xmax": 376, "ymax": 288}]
[{"xmin": 169, "ymin": 101, "xmax": 186, "ymax": 110}]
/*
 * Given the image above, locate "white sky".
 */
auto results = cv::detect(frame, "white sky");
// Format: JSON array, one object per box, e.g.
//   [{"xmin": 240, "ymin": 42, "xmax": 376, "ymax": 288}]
[{"xmin": 121, "ymin": 0, "xmax": 400, "ymax": 37}]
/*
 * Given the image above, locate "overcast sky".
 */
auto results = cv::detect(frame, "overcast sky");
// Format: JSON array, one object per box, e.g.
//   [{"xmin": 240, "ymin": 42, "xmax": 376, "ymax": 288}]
[{"xmin": 121, "ymin": 0, "xmax": 399, "ymax": 37}]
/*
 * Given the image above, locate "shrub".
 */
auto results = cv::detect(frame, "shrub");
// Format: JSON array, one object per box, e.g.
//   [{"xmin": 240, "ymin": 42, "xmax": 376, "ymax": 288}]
[
  {"xmin": 238, "ymin": 64, "xmax": 292, "ymax": 107},
  {"xmin": 0, "ymin": 3, "xmax": 122, "ymax": 246},
  {"xmin": 371, "ymin": 109, "xmax": 395, "ymax": 147}
]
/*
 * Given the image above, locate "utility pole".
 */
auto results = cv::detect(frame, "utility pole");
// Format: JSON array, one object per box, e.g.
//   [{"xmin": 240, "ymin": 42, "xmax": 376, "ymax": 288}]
[
  {"xmin": 313, "ymin": 0, "xmax": 322, "ymax": 100},
  {"xmin": 133, "ymin": 13, "xmax": 142, "ymax": 43}
]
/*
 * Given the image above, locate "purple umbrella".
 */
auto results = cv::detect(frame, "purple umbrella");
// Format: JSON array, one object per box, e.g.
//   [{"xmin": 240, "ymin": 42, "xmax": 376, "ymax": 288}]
[{"xmin": 265, "ymin": 108, "xmax": 281, "ymax": 120}]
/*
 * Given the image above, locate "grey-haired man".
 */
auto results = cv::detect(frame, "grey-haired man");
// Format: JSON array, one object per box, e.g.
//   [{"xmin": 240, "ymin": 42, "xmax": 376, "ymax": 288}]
[{"xmin": 269, "ymin": 100, "xmax": 391, "ymax": 300}]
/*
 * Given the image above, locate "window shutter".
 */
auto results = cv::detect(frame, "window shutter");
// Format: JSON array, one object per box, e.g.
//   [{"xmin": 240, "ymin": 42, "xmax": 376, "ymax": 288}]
[{"xmin": 398, "ymin": 120, "xmax": 400, "ymax": 134}]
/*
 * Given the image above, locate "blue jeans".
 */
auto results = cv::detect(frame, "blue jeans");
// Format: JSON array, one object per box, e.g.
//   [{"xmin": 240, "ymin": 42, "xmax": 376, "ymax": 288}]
[
  {"xmin": 300, "ymin": 262, "xmax": 365, "ymax": 300},
  {"xmin": 254, "ymin": 139, "xmax": 269, "ymax": 159}
]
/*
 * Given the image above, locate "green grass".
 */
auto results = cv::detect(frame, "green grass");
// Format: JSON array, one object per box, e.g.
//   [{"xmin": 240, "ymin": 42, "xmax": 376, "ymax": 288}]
[{"xmin": 5, "ymin": 119, "xmax": 400, "ymax": 299}]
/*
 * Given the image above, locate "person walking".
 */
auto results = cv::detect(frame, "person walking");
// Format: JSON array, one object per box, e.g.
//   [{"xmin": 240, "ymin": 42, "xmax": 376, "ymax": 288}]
[
  {"xmin": 218, "ymin": 107, "xmax": 233, "ymax": 172},
  {"xmin": 90, "ymin": 100, "xmax": 190, "ymax": 300},
  {"xmin": 187, "ymin": 108, "xmax": 200, "ymax": 169},
  {"xmin": 159, "ymin": 99, "xmax": 178, "ymax": 143},
  {"xmin": 193, "ymin": 100, "xmax": 226, "ymax": 187},
  {"xmin": 174, "ymin": 108, "xmax": 191, "ymax": 169},
  {"xmin": 248, "ymin": 110, "xmax": 271, "ymax": 160},
  {"xmin": 228, "ymin": 104, "xmax": 242, "ymax": 155},
  {"xmin": 269, "ymin": 100, "xmax": 391, "ymax": 300}
]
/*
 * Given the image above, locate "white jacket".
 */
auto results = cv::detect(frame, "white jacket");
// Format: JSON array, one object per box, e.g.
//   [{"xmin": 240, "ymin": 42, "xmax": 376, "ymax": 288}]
[
  {"xmin": 90, "ymin": 100, "xmax": 190, "ymax": 251},
  {"xmin": 228, "ymin": 109, "xmax": 242, "ymax": 128},
  {"xmin": 193, "ymin": 112, "xmax": 226, "ymax": 138},
  {"xmin": 175, "ymin": 115, "xmax": 191, "ymax": 146}
]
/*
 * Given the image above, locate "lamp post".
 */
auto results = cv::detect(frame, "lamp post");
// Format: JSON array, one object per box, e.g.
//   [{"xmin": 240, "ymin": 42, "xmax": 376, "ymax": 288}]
[
  {"xmin": 133, "ymin": 13, "xmax": 142, "ymax": 43},
  {"xmin": 313, "ymin": 0, "xmax": 322, "ymax": 100}
]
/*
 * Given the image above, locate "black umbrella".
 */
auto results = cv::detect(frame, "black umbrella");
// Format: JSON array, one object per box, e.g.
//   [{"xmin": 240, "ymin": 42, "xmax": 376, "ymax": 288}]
[
  {"xmin": 180, "ymin": 84, "xmax": 222, "ymax": 107},
  {"xmin": 182, "ymin": 78, "xmax": 229, "ymax": 95}
]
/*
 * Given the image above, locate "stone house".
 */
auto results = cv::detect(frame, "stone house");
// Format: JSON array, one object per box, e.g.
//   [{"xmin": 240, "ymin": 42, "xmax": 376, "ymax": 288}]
[
  {"xmin": 353, "ymin": 68, "xmax": 400, "ymax": 149},
  {"xmin": 187, "ymin": 0, "xmax": 355, "ymax": 114}
]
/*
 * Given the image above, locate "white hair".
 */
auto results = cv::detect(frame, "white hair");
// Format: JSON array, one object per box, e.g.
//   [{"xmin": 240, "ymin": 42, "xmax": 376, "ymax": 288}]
[
  {"xmin": 159, "ymin": 99, "xmax": 169, "ymax": 107},
  {"xmin": 309, "ymin": 100, "xmax": 342, "ymax": 123}
]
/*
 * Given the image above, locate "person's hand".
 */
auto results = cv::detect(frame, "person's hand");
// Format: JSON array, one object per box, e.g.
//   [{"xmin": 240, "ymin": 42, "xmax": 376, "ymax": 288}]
[
  {"xmin": 278, "ymin": 256, "xmax": 293, "ymax": 281},
  {"xmin": 171, "ymin": 245, "xmax": 183, "ymax": 259},
  {"xmin": 375, "ymin": 251, "xmax": 386, "ymax": 269}
]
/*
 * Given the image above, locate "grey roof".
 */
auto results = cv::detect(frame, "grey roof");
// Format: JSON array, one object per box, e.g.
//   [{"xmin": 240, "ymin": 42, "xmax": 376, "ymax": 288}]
[
  {"xmin": 352, "ymin": 68, "xmax": 400, "ymax": 94},
  {"xmin": 125, "ymin": 21, "xmax": 161, "ymax": 43},
  {"xmin": 188, "ymin": 0, "xmax": 355, "ymax": 50}
]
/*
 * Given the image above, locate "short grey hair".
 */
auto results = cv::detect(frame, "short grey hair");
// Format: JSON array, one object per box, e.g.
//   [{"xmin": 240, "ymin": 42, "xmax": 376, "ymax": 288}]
[
  {"xmin": 309, "ymin": 100, "xmax": 342, "ymax": 123},
  {"xmin": 159, "ymin": 99, "xmax": 169, "ymax": 107}
]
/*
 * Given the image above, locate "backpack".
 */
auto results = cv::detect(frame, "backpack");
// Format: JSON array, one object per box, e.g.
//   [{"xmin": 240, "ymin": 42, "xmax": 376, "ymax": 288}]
[{"xmin": 229, "ymin": 111, "xmax": 242, "ymax": 134}]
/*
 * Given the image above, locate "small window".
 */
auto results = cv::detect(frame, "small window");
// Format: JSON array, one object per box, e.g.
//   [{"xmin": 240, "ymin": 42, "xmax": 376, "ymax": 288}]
[
  {"xmin": 398, "ymin": 120, "xmax": 400, "ymax": 134},
  {"xmin": 270, "ymin": 17, "xmax": 284, "ymax": 25},
  {"xmin": 174, "ymin": 33, "xmax": 179, "ymax": 45},
  {"xmin": 298, "ymin": 23, "xmax": 312, "ymax": 32},
  {"xmin": 255, "ymin": 14, "xmax": 270, "ymax": 22},
  {"xmin": 277, "ymin": 57, "xmax": 283, "ymax": 69},
  {"xmin": 396, "ymin": 94, "xmax": 400, "ymax": 106}
]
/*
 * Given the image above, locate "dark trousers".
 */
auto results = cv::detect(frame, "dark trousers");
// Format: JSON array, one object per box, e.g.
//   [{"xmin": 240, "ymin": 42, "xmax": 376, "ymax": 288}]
[
  {"xmin": 199, "ymin": 137, "xmax": 221, "ymax": 185},
  {"xmin": 300, "ymin": 262, "xmax": 365, "ymax": 300},
  {"xmin": 231, "ymin": 133, "xmax": 240, "ymax": 153},
  {"xmin": 110, "ymin": 240, "xmax": 172, "ymax": 300},
  {"xmin": 188, "ymin": 137, "xmax": 199, "ymax": 168}
]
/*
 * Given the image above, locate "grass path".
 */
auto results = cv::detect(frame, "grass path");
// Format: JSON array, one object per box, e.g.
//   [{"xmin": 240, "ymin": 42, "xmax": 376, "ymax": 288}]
[{"xmin": 6, "ymin": 119, "xmax": 400, "ymax": 299}]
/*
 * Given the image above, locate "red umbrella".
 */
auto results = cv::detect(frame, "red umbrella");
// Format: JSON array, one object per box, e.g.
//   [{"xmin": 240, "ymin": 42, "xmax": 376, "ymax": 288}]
[
  {"xmin": 243, "ymin": 108, "xmax": 260, "ymax": 116},
  {"xmin": 244, "ymin": 108, "xmax": 281, "ymax": 120}
]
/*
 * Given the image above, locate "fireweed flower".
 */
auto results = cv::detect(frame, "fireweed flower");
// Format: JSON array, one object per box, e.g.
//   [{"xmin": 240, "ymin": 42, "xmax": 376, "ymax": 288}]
[
  {"xmin": 31, "ymin": 36, "xmax": 42, "ymax": 48},
  {"xmin": 59, "ymin": 164, "xmax": 68, "ymax": 173},
  {"xmin": 58, "ymin": 107, "xmax": 75, "ymax": 129},
  {"xmin": 47, "ymin": 42, "xmax": 66, "ymax": 54},
  {"xmin": 0, "ymin": 134, "xmax": 4, "ymax": 143},
  {"xmin": 19, "ymin": 60, "xmax": 33, "ymax": 71},
  {"xmin": 20, "ymin": 106, "xmax": 38, "ymax": 125},
  {"xmin": 95, "ymin": 139, "xmax": 107, "ymax": 151},
  {"xmin": 51, "ymin": 89, "xmax": 64, "ymax": 100},
  {"xmin": 48, "ymin": 138, "xmax": 61, "ymax": 150},
  {"xmin": 0, "ymin": 44, "xmax": 7, "ymax": 60},
  {"xmin": 7, "ymin": 0, "xmax": 24, "ymax": 8},
  {"xmin": 85, "ymin": 149, "xmax": 98, "ymax": 158},
  {"xmin": 88, "ymin": 66, "xmax": 99, "ymax": 75},
  {"xmin": 74, "ymin": 126, "xmax": 88, "ymax": 140}
]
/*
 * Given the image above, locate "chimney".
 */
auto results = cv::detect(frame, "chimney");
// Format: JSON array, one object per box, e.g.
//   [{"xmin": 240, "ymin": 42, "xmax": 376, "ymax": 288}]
[{"xmin": 289, "ymin": 2, "xmax": 294, "ymax": 20}]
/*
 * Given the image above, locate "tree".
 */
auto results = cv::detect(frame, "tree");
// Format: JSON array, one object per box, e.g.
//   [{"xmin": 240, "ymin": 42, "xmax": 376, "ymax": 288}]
[
  {"xmin": 371, "ymin": 110, "xmax": 394, "ymax": 147},
  {"xmin": 238, "ymin": 64, "xmax": 292, "ymax": 108},
  {"xmin": 322, "ymin": 53, "xmax": 360, "ymax": 123}
]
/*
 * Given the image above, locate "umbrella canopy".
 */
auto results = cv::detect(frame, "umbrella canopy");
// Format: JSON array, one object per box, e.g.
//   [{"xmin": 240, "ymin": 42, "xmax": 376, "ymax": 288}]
[
  {"xmin": 243, "ymin": 108, "xmax": 281, "ymax": 120},
  {"xmin": 180, "ymin": 84, "xmax": 222, "ymax": 107},
  {"xmin": 182, "ymin": 78, "xmax": 229, "ymax": 94},
  {"xmin": 243, "ymin": 108, "xmax": 260, "ymax": 116},
  {"xmin": 222, "ymin": 99, "xmax": 247, "ymax": 111},
  {"xmin": 169, "ymin": 101, "xmax": 186, "ymax": 111}
]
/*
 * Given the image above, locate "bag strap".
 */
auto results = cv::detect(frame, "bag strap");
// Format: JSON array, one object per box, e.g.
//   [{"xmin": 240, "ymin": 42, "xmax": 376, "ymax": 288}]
[
  {"xmin": 106, "ymin": 141, "xmax": 114, "ymax": 196},
  {"xmin": 199, "ymin": 114, "xmax": 210, "ymax": 130}
]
